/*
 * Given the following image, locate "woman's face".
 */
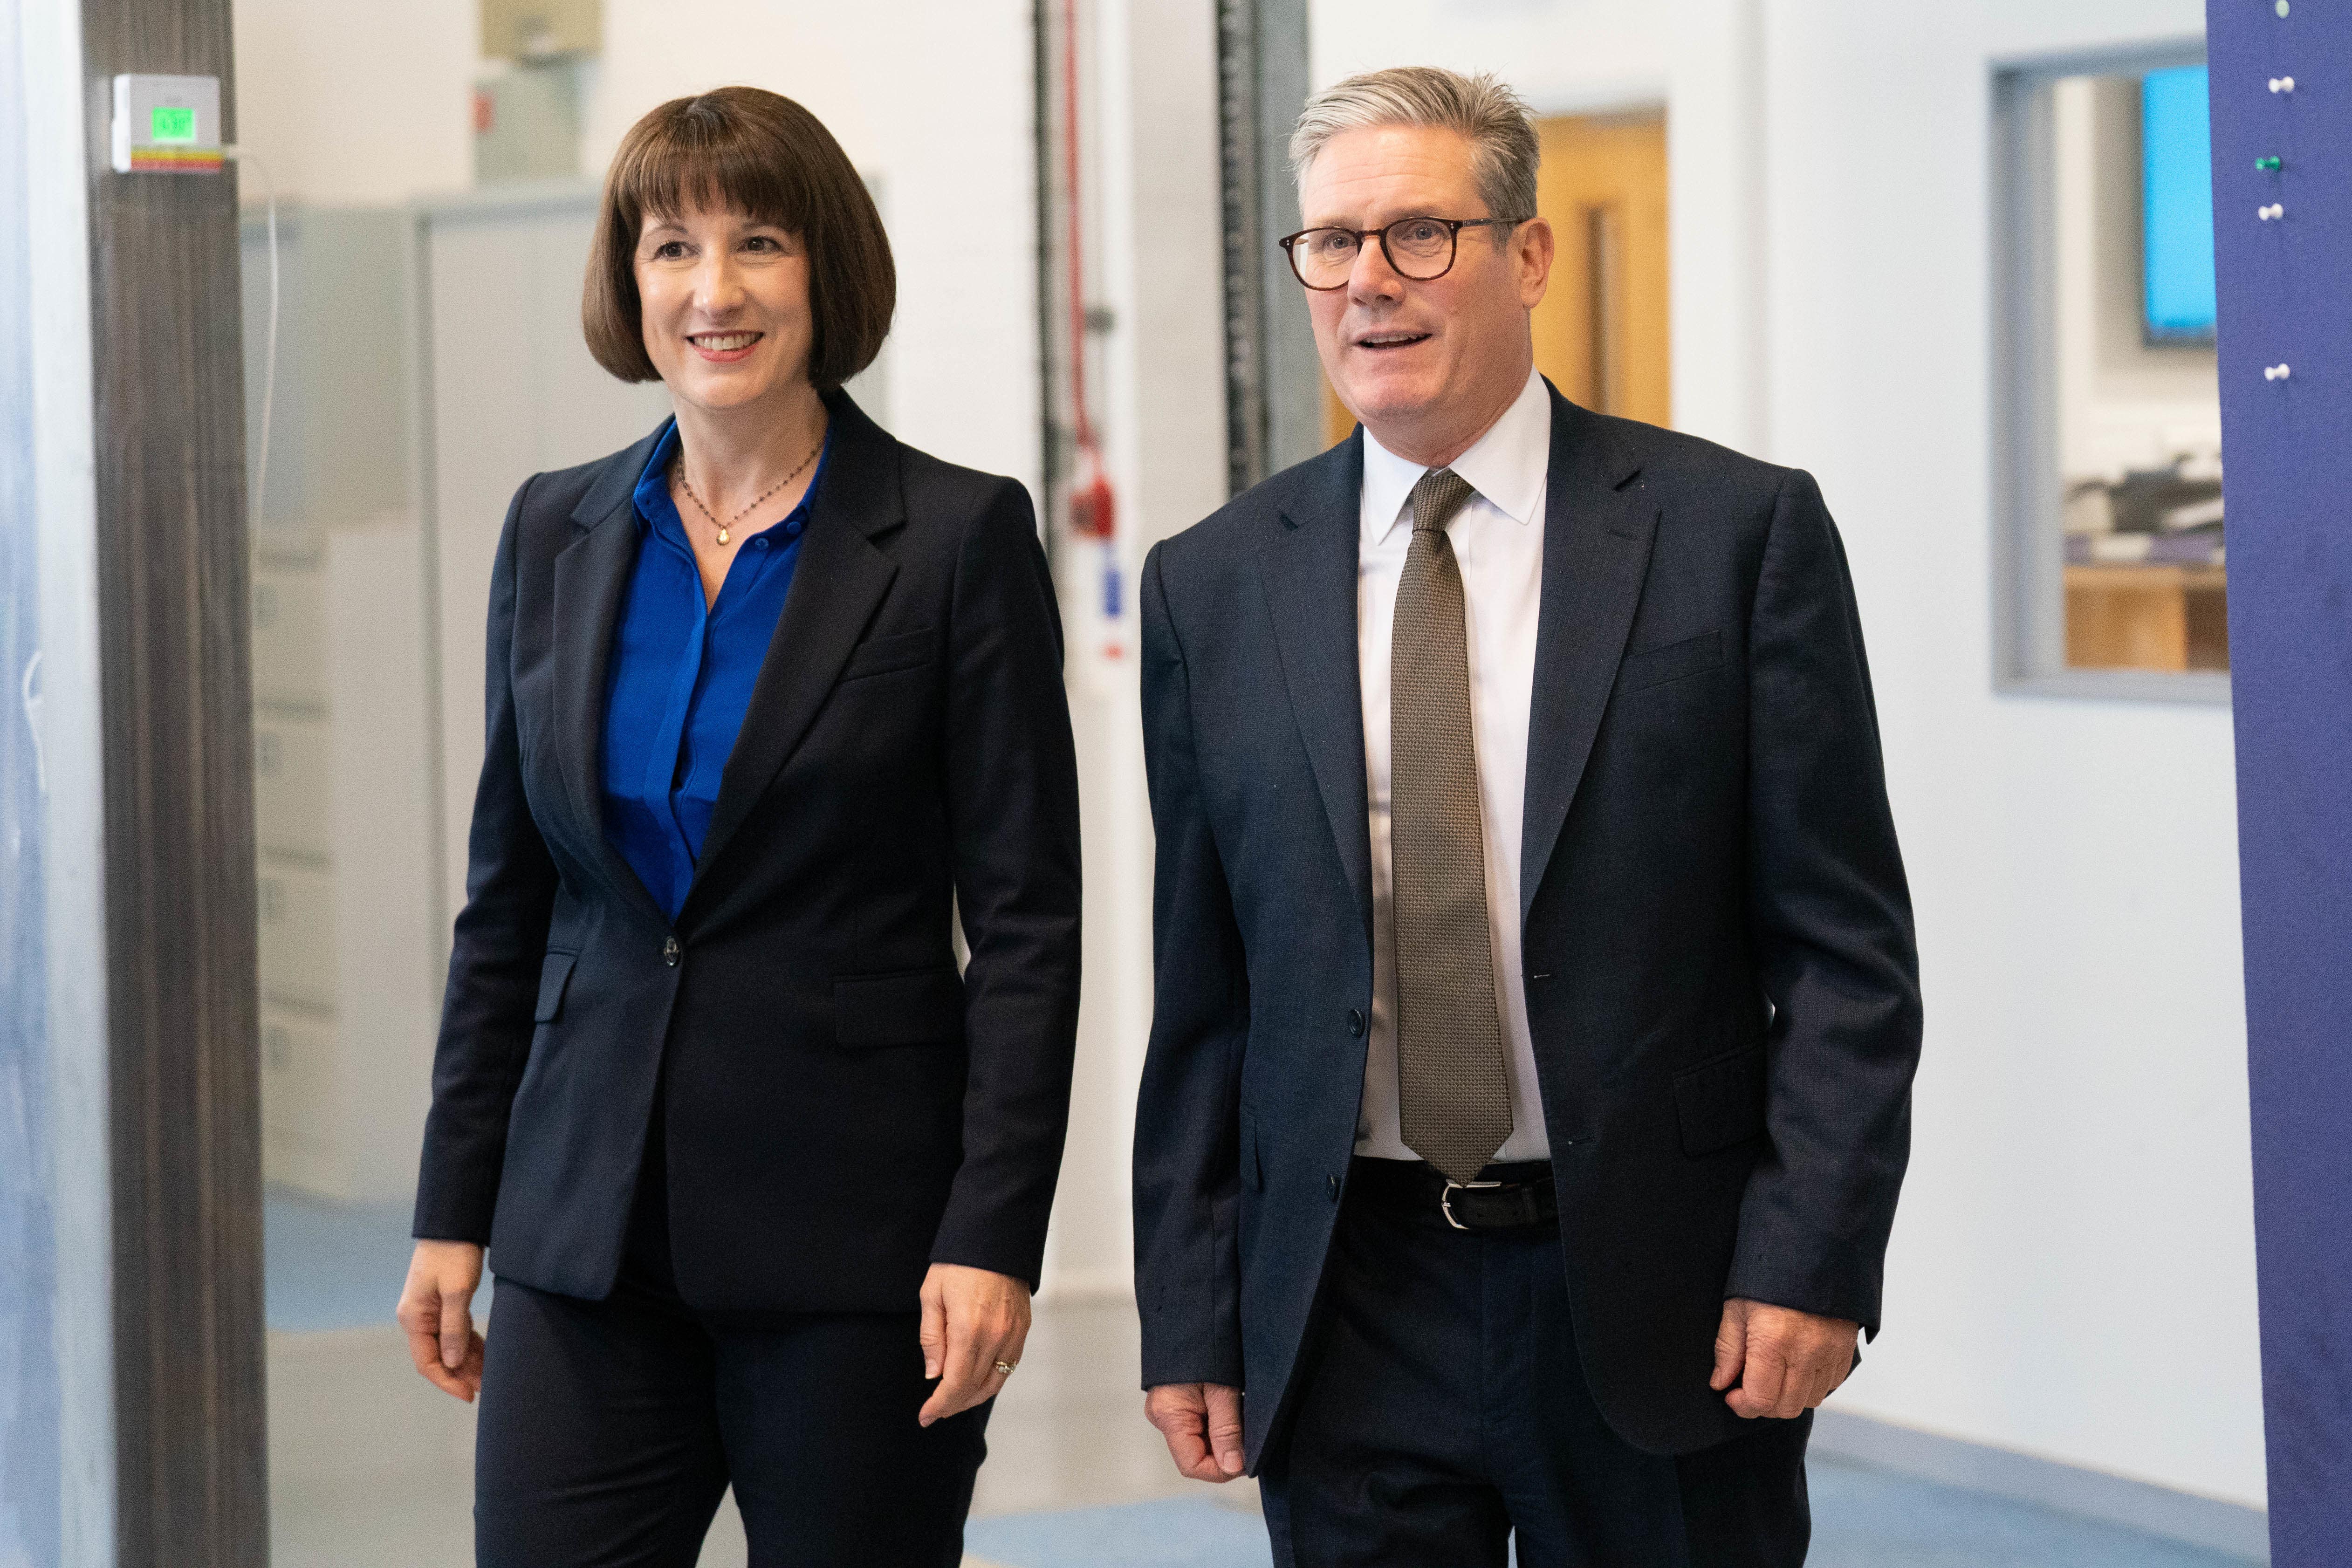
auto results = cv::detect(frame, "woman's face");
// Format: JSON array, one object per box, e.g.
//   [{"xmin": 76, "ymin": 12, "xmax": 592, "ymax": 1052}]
[{"xmin": 634, "ymin": 204, "xmax": 815, "ymax": 417}]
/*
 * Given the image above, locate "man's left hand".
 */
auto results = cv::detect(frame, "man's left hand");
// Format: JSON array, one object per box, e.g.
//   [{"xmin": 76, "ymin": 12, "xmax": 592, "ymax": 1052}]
[
  {"xmin": 918, "ymin": 1263, "xmax": 1032, "ymax": 1427},
  {"xmin": 1710, "ymin": 1297, "xmax": 1858, "ymax": 1419}
]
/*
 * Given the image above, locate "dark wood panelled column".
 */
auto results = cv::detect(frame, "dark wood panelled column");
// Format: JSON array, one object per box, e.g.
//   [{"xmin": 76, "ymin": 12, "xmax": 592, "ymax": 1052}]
[
  {"xmin": 77, "ymin": 0, "xmax": 268, "ymax": 1562},
  {"xmin": 1214, "ymin": 0, "xmax": 1318, "ymax": 496}
]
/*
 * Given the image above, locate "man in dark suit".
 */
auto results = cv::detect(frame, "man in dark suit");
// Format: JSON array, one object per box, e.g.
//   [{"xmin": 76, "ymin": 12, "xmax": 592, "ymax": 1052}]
[{"xmin": 1133, "ymin": 66, "xmax": 1920, "ymax": 1565}]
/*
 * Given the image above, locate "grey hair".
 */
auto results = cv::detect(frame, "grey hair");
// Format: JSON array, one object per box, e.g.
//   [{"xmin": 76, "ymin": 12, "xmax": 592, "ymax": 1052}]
[{"xmin": 1289, "ymin": 67, "xmax": 1539, "ymax": 225}]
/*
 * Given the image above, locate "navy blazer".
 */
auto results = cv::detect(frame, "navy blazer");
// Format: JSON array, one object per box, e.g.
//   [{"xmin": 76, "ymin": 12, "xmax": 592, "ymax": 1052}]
[
  {"xmin": 414, "ymin": 390, "xmax": 1083, "ymax": 1311},
  {"xmin": 1133, "ymin": 384, "xmax": 1921, "ymax": 1460}
]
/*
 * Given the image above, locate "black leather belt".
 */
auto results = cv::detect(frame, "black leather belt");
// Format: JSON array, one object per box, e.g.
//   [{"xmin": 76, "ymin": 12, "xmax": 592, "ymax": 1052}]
[{"xmin": 1348, "ymin": 1156, "xmax": 1557, "ymax": 1232}]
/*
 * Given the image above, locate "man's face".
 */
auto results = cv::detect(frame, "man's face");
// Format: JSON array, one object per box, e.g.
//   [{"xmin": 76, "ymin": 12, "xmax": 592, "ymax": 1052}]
[{"xmin": 1296, "ymin": 124, "xmax": 1551, "ymax": 456}]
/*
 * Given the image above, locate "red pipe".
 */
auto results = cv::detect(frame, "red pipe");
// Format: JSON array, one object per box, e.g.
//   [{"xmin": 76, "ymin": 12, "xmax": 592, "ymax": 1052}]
[{"xmin": 1062, "ymin": 0, "xmax": 1115, "ymax": 540}]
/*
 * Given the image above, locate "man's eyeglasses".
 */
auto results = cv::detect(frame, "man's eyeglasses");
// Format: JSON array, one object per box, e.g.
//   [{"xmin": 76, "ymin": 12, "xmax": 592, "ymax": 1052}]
[{"xmin": 1277, "ymin": 216, "xmax": 1531, "ymax": 290}]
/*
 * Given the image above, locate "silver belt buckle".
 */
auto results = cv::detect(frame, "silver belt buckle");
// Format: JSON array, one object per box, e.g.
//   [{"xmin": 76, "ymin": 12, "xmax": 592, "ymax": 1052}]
[{"xmin": 1440, "ymin": 1179, "xmax": 1502, "ymax": 1231}]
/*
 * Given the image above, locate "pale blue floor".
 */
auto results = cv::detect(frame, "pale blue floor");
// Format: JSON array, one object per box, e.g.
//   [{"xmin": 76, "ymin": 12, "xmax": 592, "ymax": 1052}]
[
  {"xmin": 965, "ymin": 1463, "xmax": 2263, "ymax": 1568},
  {"xmin": 269, "ymin": 1195, "xmax": 2260, "ymax": 1568}
]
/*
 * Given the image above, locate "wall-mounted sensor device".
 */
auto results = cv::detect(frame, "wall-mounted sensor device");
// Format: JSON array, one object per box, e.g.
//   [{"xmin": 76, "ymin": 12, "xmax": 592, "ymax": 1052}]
[{"xmin": 110, "ymin": 75, "xmax": 223, "ymax": 174}]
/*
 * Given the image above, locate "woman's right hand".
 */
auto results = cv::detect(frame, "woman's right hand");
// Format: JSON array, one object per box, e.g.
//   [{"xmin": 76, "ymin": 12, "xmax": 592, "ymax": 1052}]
[{"xmin": 397, "ymin": 1239, "xmax": 487, "ymax": 1401}]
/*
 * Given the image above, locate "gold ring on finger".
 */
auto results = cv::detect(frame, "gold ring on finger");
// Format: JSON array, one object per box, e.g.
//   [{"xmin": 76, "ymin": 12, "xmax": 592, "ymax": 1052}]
[{"xmin": 994, "ymin": 1360, "xmax": 1018, "ymax": 1376}]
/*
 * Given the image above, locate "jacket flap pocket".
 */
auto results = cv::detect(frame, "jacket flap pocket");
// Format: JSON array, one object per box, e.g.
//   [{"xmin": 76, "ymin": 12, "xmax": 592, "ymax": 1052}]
[
  {"xmin": 1673, "ymin": 1044, "xmax": 1767, "ymax": 1157},
  {"xmin": 1615, "ymin": 629, "xmax": 1724, "ymax": 696},
  {"xmin": 841, "ymin": 626, "xmax": 936, "ymax": 682},
  {"xmin": 534, "ymin": 951, "xmax": 579, "ymax": 1023},
  {"xmin": 834, "ymin": 966, "xmax": 966, "ymax": 1048}
]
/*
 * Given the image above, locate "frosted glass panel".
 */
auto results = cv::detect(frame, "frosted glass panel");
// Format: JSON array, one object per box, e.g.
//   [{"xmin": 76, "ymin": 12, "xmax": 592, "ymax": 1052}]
[{"xmin": 0, "ymin": 0, "xmax": 62, "ymax": 1556}]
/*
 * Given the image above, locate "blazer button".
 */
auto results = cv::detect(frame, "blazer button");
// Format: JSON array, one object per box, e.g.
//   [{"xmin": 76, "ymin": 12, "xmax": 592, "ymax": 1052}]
[
  {"xmin": 662, "ymin": 935, "xmax": 680, "ymax": 967},
  {"xmin": 1327, "ymin": 1173, "xmax": 1341, "ymax": 1203},
  {"xmin": 1347, "ymin": 1009, "xmax": 1365, "ymax": 1037}
]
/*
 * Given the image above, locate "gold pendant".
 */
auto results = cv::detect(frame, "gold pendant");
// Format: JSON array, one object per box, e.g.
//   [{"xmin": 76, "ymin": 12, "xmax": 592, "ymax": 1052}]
[{"xmin": 717, "ymin": 526, "xmax": 730, "ymax": 545}]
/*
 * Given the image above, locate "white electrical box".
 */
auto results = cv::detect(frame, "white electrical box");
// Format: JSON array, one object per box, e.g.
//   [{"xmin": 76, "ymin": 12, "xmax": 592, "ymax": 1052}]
[{"xmin": 111, "ymin": 73, "xmax": 222, "ymax": 174}]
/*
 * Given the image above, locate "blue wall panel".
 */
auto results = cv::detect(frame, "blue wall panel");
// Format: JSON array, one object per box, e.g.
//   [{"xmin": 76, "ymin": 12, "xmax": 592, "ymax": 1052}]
[{"xmin": 2207, "ymin": 3, "xmax": 2352, "ymax": 1561}]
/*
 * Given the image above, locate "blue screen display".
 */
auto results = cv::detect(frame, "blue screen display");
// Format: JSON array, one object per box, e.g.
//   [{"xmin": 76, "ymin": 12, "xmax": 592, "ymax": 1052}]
[{"xmin": 2143, "ymin": 65, "xmax": 2217, "ymax": 342}]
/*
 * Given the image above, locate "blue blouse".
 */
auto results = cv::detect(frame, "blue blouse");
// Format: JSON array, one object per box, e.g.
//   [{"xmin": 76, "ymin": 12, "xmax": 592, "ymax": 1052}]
[{"xmin": 601, "ymin": 418, "xmax": 829, "ymax": 920}]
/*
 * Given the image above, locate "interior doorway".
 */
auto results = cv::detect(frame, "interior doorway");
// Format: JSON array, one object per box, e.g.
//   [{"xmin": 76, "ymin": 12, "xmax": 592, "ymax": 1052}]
[
  {"xmin": 1322, "ymin": 107, "xmax": 1670, "ymax": 445},
  {"xmin": 1530, "ymin": 110, "xmax": 1670, "ymax": 426}
]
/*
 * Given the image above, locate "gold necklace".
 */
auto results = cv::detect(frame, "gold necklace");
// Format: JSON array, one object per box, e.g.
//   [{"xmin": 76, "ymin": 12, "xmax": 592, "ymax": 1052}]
[{"xmin": 673, "ymin": 435, "xmax": 822, "ymax": 545}]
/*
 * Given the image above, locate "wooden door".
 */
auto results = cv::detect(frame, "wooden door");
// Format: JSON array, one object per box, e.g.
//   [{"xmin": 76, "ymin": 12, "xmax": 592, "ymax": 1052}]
[{"xmin": 1532, "ymin": 110, "xmax": 1670, "ymax": 425}]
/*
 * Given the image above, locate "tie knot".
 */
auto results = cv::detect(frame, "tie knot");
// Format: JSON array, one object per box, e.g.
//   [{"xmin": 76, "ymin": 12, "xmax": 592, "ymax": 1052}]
[{"xmin": 1410, "ymin": 468, "xmax": 1476, "ymax": 535}]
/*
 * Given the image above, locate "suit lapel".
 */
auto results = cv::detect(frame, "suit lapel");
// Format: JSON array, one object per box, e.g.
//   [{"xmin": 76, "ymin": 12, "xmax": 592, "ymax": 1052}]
[
  {"xmin": 1257, "ymin": 434, "xmax": 1374, "ymax": 943},
  {"xmin": 1520, "ymin": 390, "xmax": 1659, "ymax": 921},
  {"xmin": 553, "ymin": 426, "xmax": 671, "ymax": 925},
  {"xmin": 690, "ymin": 390, "xmax": 900, "ymax": 887}
]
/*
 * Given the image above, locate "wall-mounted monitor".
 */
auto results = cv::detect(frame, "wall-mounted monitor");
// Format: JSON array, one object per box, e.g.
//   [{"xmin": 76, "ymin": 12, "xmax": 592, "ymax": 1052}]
[{"xmin": 2143, "ymin": 65, "xmax": 2217, "ymax": 344}]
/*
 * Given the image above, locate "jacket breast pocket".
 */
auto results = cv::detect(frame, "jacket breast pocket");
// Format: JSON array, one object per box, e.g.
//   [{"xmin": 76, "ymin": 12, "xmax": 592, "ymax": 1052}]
[
  {"xmin": 534, "ymin": 950, "xmax": 579, "ymax": 1023},
  {"xmin": 1673, "ymin": 1044, "xmax": 1767, "ymax": 1157},
  {"xmin": 839, "ymin": 627, "xmax": 936, "ymax": 683},
  {"xmin": 1614, "ymin": 629, "xmax": 1724, "ymax": 697},
  {"xmin": 833, "ymin": 966, "xmax": 965, "ymax": 1048}
]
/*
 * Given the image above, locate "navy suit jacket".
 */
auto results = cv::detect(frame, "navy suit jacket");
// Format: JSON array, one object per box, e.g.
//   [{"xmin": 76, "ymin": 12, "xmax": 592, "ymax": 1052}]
[
  {"xmin": 413, "ymin": 390, "xmax": 1083, "ymax": 1311},
  {"xmin": 1133, "ymin": 385, "xmax": 1921, "ymax": 1460}
]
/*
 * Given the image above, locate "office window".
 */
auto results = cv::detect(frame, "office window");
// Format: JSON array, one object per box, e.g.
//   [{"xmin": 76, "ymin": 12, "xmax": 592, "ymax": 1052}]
[{"xmin": 1995, "ymin": 50, "xmax": 2227, "ymax": 698}]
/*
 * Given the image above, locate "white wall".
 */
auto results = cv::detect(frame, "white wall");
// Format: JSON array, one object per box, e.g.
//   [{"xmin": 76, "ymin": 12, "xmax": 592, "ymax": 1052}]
[
  {"xmin": 231, "ymin": 0, "xmax": 1041, "ymax": 498},
  {"xmin": 1317, "ymin": 0, "xmax": 2260, "ymax": 1509},
  {"xmin": 231, "ymin": 0, "xmax": 475, "ymax": 205}
]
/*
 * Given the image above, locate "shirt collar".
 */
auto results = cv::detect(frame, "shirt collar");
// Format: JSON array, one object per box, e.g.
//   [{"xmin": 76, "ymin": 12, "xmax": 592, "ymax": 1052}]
[
  {"xmin": 632, "ymin": 418, "xmax": 684, "ymax": 533},
  {"xmin": 1360, "ymin": 366, "xmax": 1551, "ymax": 545}
]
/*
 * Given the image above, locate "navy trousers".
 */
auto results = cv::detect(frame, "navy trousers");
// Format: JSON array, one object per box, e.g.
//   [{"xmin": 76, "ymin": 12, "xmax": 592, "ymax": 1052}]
[
  {"xmin": 472, "ymin": 1116, "xmax": 989, "ymax": 1568},
  {"xmin": 1260, "ymin": 1159, "xmax": 1812, "ymax": 1568}
]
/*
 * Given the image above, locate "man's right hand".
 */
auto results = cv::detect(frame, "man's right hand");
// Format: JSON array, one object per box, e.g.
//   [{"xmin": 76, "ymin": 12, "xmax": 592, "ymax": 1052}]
[
  {"xmin": 397, "ymin": 1239, "xmax": 486, "ymax": 1402},
  {"xmin": 1145, "ymin": 1382, "xmax": 1246, "ymax": 1482}
]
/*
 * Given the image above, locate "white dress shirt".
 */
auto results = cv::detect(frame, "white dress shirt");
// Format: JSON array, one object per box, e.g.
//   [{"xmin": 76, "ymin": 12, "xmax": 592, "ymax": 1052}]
[{"xmin": 1355, "ymin": 366, "xmax": 1553, "ymax": 1164}]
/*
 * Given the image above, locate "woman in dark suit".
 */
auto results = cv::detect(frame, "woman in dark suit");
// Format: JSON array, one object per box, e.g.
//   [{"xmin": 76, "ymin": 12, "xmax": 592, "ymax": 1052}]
[{"xmin": 392, "ymin": 87, "xmax": 1082, "ymax": 1567}]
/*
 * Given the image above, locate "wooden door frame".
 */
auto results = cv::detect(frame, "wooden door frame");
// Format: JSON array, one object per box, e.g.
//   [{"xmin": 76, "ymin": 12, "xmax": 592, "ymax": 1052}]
[{"xmin": 74, "ymin": 0, "xmax": 270, "ymax": 1559}]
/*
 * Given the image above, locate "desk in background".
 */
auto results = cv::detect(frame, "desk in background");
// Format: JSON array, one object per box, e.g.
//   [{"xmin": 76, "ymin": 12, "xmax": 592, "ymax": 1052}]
[{"xmin": 2063, "ymin": 563, "xmax": 2229, "ymax": 672}]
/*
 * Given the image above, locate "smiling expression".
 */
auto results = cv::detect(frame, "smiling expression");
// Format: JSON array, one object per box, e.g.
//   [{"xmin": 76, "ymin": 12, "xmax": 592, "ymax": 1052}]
[
  {"xmin": 1297, "ymin": 123, "xmax": 1552, "ymax": 465},
  {"xmin": 634, "ymin": 206, "xmax": 816, "ymax": 416}
]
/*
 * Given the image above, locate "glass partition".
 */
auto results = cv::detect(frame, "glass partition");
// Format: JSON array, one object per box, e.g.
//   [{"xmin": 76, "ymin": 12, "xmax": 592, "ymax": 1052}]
[
  {"xmin": 0, "ymin": 0, "xmax": 62, "ymax": 1548},
  {"xmin": 3, "ymin": 0, "xmax": 112, "ymax": 1554},
  {"xmin": 1995, "ymin": 48, "xmax": 2228, "ymax": 698}
]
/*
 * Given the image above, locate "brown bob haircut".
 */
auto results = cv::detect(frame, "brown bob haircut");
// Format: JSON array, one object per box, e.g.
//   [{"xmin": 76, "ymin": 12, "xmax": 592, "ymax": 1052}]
[{"xmin": 583, "ymin": 87, "xmax": 895, "ymax": 389}]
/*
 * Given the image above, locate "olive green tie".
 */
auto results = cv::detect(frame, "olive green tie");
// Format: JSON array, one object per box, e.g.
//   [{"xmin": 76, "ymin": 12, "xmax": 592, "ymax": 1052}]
[{"xmin": 1390, "ymin": 468, "xmax": 1512, "ymax": 1185}]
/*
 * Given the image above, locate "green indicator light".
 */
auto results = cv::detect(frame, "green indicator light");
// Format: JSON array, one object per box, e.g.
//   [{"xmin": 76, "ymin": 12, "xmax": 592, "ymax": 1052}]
[
  {"xmin": 2257, "ymin": 156, "xmax": 2283, "ymax": 172},
  {"xmin": 150, "ymin": 105, "xmax": 196, "ymax": 144}
]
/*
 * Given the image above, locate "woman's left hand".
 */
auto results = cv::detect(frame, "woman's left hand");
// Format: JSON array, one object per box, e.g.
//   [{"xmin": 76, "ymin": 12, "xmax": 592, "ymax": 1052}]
[{"xmin": 917, "ymin": 1263, "xmax": 1032, "ymax": 1426}]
